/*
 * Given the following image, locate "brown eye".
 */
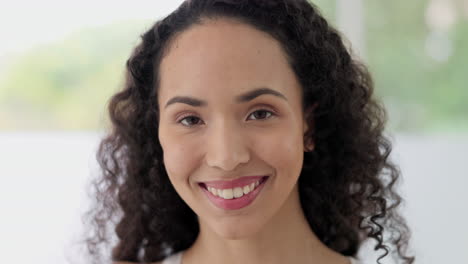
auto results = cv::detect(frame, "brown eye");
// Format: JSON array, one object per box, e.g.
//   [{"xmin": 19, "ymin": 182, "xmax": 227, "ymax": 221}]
[
  {"xmin": 248, "ymin": 109, "xmax": 274, "ymax": 120},
  {"xmin": 179, "ymin": 116, "xmax": 203, "ymax": 127}
]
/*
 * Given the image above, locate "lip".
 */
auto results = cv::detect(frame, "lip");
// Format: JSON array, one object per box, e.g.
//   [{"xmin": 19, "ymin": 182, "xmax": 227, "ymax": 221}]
[
  {"xmin": 200, "ymin": 175, "xmax": 267, "ymax": 189},
  {"xmin": 200, "ymin": 176, "xmax": 269, "ymax": 210}
]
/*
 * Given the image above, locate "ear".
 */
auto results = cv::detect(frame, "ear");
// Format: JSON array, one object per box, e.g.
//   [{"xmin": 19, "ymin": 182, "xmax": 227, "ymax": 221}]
[{"xmin": 303, "ymin": 103, "xmax": 318, "ymax": 152}]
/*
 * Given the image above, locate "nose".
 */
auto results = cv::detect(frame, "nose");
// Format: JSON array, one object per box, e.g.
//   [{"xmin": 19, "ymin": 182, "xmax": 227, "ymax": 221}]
[{"xmin": 205, "ymin": 118, "xmax": 250, "ymax": 171}]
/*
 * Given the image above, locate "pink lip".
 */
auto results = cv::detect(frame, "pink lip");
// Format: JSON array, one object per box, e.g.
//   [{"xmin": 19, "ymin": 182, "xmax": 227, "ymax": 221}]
[
  {"xmin": 200, "ymin": 176, "xmax": 269, "ymax": 210},
  {"xmin": 200, "ymin": 175, "xmax": 267, "ymax": 189}
]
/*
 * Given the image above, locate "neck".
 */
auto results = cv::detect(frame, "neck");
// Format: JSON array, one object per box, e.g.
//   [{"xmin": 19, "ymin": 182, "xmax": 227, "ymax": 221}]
[{"xmin": 182, "ymin": 184, "xmax": 346, "ymax": 264}]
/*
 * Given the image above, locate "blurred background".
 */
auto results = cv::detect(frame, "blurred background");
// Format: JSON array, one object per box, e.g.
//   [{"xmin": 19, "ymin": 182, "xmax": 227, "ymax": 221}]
[{"xmin": 0, "ymin": 0, "xmax": 466, "ymax": 263}]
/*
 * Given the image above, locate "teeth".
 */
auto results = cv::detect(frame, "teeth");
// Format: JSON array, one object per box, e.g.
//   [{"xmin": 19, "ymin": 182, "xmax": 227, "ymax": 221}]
[
  {"xmin": 207, "ymin": 179, "xmax": 263, "ymax": 200},
  {"xmin": 233, "ymin": 187, "xmax": 244, "ymax": 198},
  {"xmin": 222, "ymin": 189, "xmax": 234, "ymax": 199},
  {"xmin": 208, "ymin": 187, "xmax": 217, "ymax": 196},
  {"xmin": 243, "ymin": 185, "xmax": 250, "ymax": 194}
]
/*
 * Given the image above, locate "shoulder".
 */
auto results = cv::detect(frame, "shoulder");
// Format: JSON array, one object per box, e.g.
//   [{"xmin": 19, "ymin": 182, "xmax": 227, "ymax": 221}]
[
  {"xmin": 113, "ymin": 250, "xmax": 183, "ymax": 264},
  {"xmin": 112, "ymin": 261, "xmax": 163, "ymax": 264},
  {"xmin": 348, "ymin": 257, "xmax": 361, "ymax": 264}
]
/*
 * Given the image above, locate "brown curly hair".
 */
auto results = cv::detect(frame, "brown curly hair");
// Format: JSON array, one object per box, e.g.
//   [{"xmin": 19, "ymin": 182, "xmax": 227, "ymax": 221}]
[{"xmin": 82, "ymin": 0, "xmax": 415, "ymax": 263}]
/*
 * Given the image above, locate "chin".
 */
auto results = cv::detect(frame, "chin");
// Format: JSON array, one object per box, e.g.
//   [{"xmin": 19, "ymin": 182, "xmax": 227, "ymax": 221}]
[{"xmin": 210, "ymin": 217, "xmax": 265, "ymax": 240}]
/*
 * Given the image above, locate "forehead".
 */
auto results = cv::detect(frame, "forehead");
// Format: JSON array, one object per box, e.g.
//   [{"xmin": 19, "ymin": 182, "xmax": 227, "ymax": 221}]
[{"xmin": 158, "ymin": 18, "xmax": 301, "ymax": 104}]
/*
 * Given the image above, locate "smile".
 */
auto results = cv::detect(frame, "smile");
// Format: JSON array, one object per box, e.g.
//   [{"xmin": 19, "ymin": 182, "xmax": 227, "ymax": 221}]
[{"xmin": 199, "ymin": 176, "xmax": 269, "ymax": 210}]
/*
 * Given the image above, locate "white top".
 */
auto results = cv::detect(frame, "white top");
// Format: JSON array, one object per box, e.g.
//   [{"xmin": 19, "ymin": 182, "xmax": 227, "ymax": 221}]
[{"xmin": 161, "ymin": 250, "xmax": 361, "ymax": 264}]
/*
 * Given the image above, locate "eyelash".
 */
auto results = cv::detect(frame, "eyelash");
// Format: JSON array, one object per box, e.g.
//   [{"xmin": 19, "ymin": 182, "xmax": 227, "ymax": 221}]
[{"xmin": 176, "ymin": 108, "xmax": 276, "ymax": 127}]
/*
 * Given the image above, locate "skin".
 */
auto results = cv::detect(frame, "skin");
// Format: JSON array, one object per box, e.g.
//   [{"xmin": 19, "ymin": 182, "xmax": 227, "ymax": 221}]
[{"xmin": 150, "ymin": 18, "xmax": 350, "ymax": 264}]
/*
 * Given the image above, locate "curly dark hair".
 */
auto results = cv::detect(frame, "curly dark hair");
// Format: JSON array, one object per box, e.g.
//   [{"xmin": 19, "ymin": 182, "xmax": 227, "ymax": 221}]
[{"xmin": 82, "ymin": 0, "xmax": 415, "ymax": 263}]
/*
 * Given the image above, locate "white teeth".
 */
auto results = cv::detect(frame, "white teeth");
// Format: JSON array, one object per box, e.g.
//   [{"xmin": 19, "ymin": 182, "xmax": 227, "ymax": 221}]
[
  {"xmin": 233, "ymin": 187, "xmax": 244, "ymax": 198},
  {"xmin": 243, "ymin": 185, "xmax": 251, "ymax": 195},
  {"xmin": 208, "ymin": 187, "xmax": 217, "ymax": 196},
  {"xmin": 222, "ymin": 189, "xmax": 234, "ymax": 199},
  {"xmin": 206, "ymin": 178, "xmax": 265, "ymax": 200}
]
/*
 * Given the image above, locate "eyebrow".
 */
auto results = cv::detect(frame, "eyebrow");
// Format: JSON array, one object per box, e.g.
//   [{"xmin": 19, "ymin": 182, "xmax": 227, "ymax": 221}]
[{"xmin": 164, "ymin": 87, "xmax": 287, "ymax": 109}]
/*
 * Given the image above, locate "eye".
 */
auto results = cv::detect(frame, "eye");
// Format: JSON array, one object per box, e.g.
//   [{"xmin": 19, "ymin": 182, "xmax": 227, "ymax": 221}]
[
  {"xmin": 178, "ymin": 115, "xmax": 203, "ymax": 127},
  {"xmin": 176, "ymin": 108, "xmax": 275, "ymax": 128},
  {"xmin": 247, "ymin": 109, "xmax": 275, "ymax": 121}
]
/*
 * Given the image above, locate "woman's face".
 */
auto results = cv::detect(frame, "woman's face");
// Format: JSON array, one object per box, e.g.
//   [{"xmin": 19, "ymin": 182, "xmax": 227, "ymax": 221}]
[{"xmin": 158, "ymin": 18, "xmax": 309, "ymax": 239}]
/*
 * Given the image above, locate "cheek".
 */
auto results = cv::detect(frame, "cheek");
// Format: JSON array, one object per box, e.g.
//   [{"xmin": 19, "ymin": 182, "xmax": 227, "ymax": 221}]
[
  {"xmin": 159, "ymin": 131, "xmax": 200, "ymax": 182},
  {"xmin": 255, "ymin": 124, "xmax": 304, "ymax": 178}
]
